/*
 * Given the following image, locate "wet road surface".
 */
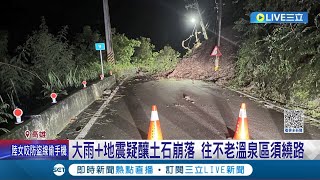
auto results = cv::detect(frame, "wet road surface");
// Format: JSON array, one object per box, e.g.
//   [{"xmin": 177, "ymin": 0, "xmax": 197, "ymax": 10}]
[{"xmin": 57, "ymin": 77, "xmax": 320, "ymax": 140}]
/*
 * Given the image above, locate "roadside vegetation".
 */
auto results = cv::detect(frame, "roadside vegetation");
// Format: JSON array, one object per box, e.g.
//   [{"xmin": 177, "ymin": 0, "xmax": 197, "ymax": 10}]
[
  {"xmin": 0, "ymin": 17, "xmax": 180, "ymax": 133},
  {"xmin": 232, "ymin": 0, "xmax": 320, "ymax": 118}
]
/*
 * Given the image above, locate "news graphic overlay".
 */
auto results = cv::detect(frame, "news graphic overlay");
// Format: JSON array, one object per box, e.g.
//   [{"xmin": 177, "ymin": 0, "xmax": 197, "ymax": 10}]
[
  {"xmin": 65, "ymin": 140, "xmax": 320, "ymax": 177},
  {"xmin": 255, "ymin": 13, "xmax": 265, "ymax": 22},
  {"xmin": 0, "ymin": 140, "xmax": 319, "ymax": 179},
  {"xmin": 24, "ymin": 129, "xmax": 47, "ymax": 140},
  {"xmin": 53, "ymin": 164, "xmax": 66, "ymax": 176},
  {"xmin": 68, "ymin": 163, "xmax": 253, "ymax": 176},
  {"xmin": 250, "ymin": 12, "xmax": 308, "ymax": 24},
  {"xmin": 25, "ymin": 130, "xmax": 31, "ymax": 139},
  {"xmin": 0, "ymin": 140, "xmax": 68, "ymax": 160},
  {"xmin": 284, "ymin": 109, "xmax": 304, "ymax": 133},
  {"xmin": 68, "ymin": 140, "xmax": 320, "ymax": 160}
]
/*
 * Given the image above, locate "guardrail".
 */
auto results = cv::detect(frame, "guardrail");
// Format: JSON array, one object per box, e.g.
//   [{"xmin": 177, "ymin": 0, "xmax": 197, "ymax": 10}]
[{"xmin": 1, "ymin": 75, "xmax": 119, "ymax": 140}]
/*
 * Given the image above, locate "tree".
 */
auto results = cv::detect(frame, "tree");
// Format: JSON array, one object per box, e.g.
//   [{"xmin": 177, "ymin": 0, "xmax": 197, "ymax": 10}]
[
  {"xmin": 112, "ymin": 33, "xmax": 140, "ymax": 65},
  {"xmin": 18, "ymin": 17, "xmax": 75, "ymax": 79},
  {"xmin": 233, "ymin": 0, "xmax": 320, "ymax": 116},
  {"xmin": 0, "ymin": 31, "xmax": 8, "ymax": 57},
  {"xmin": 73, "ymin": 26, "xmax": 101, "ymax": 67},
  {"xmin": 0, "ymin": 31, "xmax": 34, "ymax": 102},
  {"xmin": 132, "ymin": 37, "xmax": 155, "ymax": 65},
  {"xmin": 0, "ymin": 96, "xmax": 13, "ymax": 133},
  {"xmin": 156, "ymin": 45, "xmax": 180, "ymax": 72}
]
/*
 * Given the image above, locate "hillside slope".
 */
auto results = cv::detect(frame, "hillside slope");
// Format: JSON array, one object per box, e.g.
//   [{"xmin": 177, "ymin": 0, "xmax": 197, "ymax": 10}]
[{"xmin": 168, "ymin": 26, "xmax": 238, "ymax": 85}]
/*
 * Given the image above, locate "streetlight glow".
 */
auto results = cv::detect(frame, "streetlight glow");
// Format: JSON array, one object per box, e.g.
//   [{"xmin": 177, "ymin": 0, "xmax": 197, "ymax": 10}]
[{"xmin": 191, "ymin": 17, "xmax": 196, "ymax": 23}]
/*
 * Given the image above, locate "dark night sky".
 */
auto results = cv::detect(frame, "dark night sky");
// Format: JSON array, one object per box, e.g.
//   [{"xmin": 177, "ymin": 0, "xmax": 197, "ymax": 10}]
[{"xmin": 0, "ymin": 0, "xmax": 217, "ymax": 53}]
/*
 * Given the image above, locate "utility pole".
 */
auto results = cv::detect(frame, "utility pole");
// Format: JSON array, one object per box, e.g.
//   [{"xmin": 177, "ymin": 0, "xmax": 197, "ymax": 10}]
[
  {"xmin": 217, "ymin": 0, "xmax": 222, "ymax": 46},
  {"xmin": 185, "ymin": 0, "xmax": 208, "ymax": 40},
  {"xmin": 215, "ymin": 0, "xmax": 222, "ymax": 71},
  {"xmin": 103, "ymin": 0, "xmax": 115, "ymax": 64}
]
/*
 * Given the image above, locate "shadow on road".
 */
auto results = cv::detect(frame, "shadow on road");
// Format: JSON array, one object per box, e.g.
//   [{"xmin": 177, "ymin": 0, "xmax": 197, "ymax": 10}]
[
  {"xmin": 184, "ymin": 101, "xmax": 232, "ymax": 139},
  {"xmin": 186, "ymin": 86, "xmax": 237, "ymax": 139},
  {"xmin": 122, "ymin": 84, "xmax": 149, "ymax": 140},
  {"xmin": 214, "ymin": 98, "xmax": 237, "ymax": 139}
]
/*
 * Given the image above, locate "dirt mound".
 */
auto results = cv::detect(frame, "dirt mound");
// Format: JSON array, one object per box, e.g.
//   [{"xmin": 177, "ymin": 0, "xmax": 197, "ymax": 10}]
[{"xmin": 168, "ymin": 26, "xmax": 239, "ymax": 85}]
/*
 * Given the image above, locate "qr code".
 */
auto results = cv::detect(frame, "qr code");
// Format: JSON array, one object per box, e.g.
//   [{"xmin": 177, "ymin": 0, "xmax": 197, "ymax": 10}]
[{"xmin": 284, "ymin": 110, "xmax": 304, "ymax": 133}]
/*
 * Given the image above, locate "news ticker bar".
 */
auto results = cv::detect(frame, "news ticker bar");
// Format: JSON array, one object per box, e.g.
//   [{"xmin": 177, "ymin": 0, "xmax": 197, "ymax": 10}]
[
  {"xmin": 1, "ymin": 140, "xmax": 320, "ymax": 160},
  {"xmin": 0, "ymin": 160, "xmax": 320, "ymax": 179},
  {"xmin": 68, "ymin": 164, "xmax": 252, "ymax": 176}
]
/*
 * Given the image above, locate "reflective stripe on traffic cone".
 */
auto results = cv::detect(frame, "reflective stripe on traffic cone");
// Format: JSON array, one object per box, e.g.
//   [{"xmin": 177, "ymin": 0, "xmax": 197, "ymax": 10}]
[
  {"xmin": 233, "ymin": 103, "xmax": 250, "ymax": 140},
  {"xmin": 147, "ymin": 105, "xmax": 163, "ymax": 140}
]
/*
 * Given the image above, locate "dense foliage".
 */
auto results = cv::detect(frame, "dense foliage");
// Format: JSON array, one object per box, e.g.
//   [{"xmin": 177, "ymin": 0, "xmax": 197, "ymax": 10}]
[
  {"xmin": 0, "ymin": 18, "xmax": 180, "ymax": 133},
  {"xmin": 0, "ymin": 96, "xmax": 13, "ymax": 133},
  {"xmin": 20, "ymin": 18, "xmax": 75, "ymax": 79},
  {"xmin": 73, "ymin": 26, "xmax": 101, "ymax": 67},
  {"xmin": 112, "ymin": 33, "xmax": 141, "ymax": 65},
  {"xmin": 154, "ymin": 45, "xmax": 180, "ymax": 73},
  {"xmin": 132, "ymin": 37, "xmax": 180, "ymax": 73},
  {"xmin": 233, "ymin": 0, "xmax": 320, "ymax": 117}
]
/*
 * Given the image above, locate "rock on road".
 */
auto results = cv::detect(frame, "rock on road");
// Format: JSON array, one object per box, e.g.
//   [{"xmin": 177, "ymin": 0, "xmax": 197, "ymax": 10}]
[{"xmin": 57, "ymin": 77, "xmax": 320, "ymax": 140}]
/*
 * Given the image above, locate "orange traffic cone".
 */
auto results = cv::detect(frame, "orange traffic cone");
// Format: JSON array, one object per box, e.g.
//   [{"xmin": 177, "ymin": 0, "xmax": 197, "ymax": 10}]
[
  {"xmin": 233, "ymin": 103, "xmax": 250, "ymax": 140},
  {"xmin": 147, "ymin": 105, "xmax": 163, "ymax": 140}
]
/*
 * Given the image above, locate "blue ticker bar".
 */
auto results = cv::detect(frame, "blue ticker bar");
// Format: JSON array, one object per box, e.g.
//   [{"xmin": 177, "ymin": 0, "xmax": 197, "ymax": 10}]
[{"xmin": 0, "ymin": 160, "xmax": 320, "ymax": 179}]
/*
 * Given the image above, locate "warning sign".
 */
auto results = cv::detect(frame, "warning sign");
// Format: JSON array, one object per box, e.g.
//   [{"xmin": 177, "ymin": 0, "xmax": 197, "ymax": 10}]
[{"xmin": 210, "ymin": 46, "xmax": 222, "ymax": 57}]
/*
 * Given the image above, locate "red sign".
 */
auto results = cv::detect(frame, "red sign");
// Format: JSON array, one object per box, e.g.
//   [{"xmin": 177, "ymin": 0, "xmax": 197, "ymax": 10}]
[
  {"xmin": 82, "ymin": 81, "xmax": 87, "ymax": 85},
  {"xmin": 13, "ymin": 108, "xmax": 23, "ymax": 117},
  {"xmin": 210, "ymin": 46, "xmax": 222, "ymax": 57},
  {"xmin": 50, "ymin": 93, "xmax": 57, "ymax": 99}
]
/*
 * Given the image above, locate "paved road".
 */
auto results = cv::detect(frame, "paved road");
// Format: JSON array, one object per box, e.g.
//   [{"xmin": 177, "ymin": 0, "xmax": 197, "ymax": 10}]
[{"xmin": 57, "ymin": 77, "xmax": 320, "ymax": 140}]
